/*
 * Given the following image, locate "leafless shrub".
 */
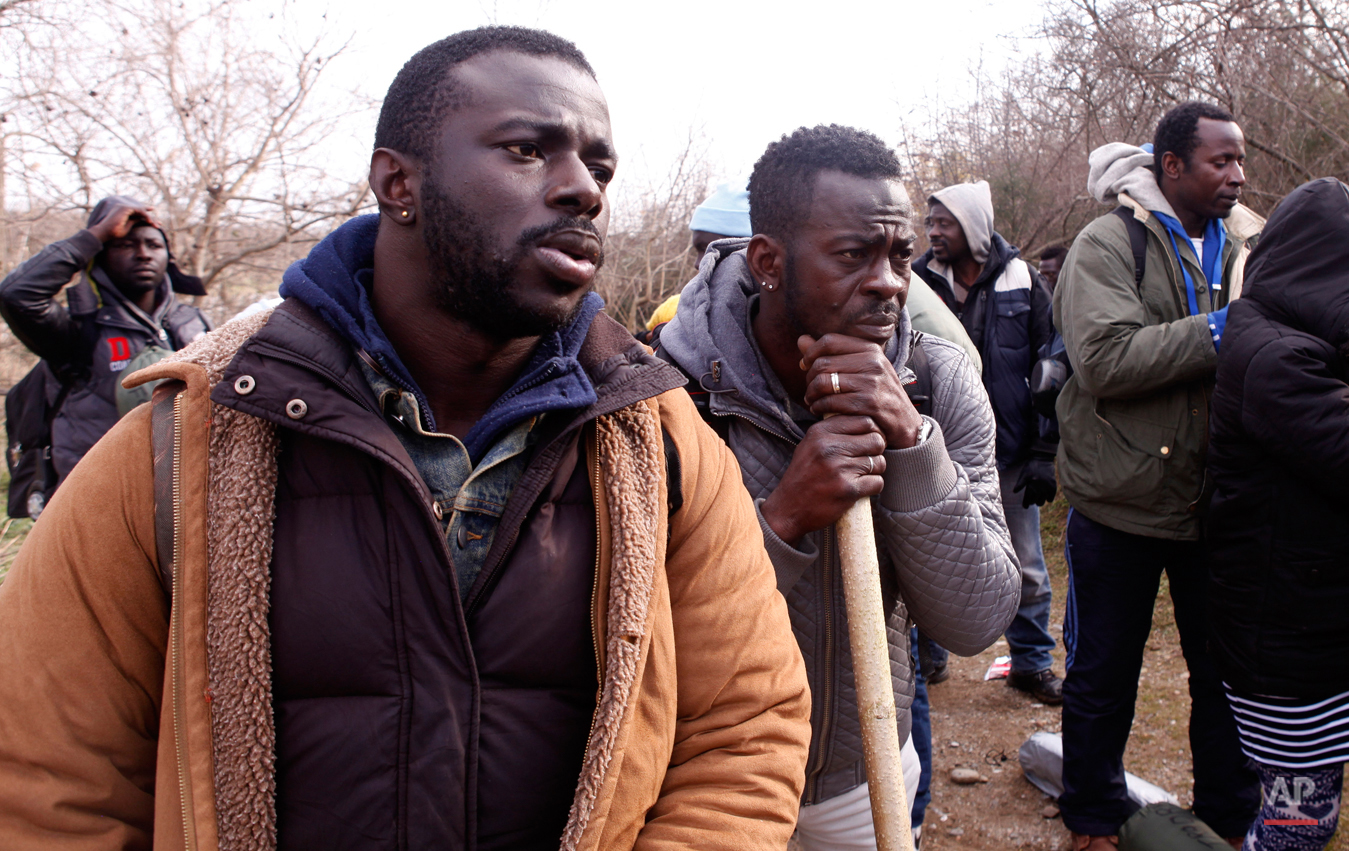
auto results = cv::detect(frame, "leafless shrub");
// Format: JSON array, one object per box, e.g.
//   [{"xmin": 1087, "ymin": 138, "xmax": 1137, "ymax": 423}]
[
  {"xmin": 597, "ymin": 134, "xmax": 715, "ymax": 332},
  {"xmin": 902, "ymin": 0, "xmax": 1349, "ymax": 255},
  {"xmin": 0, "ymin": 0, "xmax": 374, "ymax": 323}
]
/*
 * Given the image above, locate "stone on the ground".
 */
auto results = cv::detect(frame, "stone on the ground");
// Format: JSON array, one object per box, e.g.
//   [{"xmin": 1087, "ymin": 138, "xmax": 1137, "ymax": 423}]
[{"xmin": 949, "ymin": 767, "xmax": 987, "ymax": 784}]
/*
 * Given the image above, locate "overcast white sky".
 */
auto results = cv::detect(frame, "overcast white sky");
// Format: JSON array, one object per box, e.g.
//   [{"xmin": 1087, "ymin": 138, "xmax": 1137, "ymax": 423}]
[{"xmin": 305, "ymin": 0, "xmax": 1054, "ymax": 203}]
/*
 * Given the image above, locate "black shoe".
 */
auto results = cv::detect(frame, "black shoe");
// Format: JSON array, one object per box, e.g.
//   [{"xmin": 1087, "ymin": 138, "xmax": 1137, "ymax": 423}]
[
  {"xmin": 926, "ymin": 662, "xmax": 950, "ymax": 685},
  {"xmin": 1007, "ymin": 668, "xmax": 1063, "ymax": 705}
]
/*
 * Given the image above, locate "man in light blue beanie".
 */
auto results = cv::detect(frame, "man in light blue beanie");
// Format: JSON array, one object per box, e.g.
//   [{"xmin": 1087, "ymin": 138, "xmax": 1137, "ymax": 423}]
[{"xmin": 690, "ymin": 178, "xmax": 753, "ymax": 257}]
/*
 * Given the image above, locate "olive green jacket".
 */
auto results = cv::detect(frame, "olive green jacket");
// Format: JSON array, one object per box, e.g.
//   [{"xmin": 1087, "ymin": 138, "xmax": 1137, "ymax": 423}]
[{"xmin": 1053, "ymin": 193, "xmax": 1264, "ymax": 540}]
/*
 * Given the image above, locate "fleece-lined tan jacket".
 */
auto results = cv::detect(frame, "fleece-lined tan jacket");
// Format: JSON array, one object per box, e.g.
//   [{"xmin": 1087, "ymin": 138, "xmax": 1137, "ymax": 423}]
[{"xmin": 0, "ymin": 307, "xmax": 811, "ymax": 850}]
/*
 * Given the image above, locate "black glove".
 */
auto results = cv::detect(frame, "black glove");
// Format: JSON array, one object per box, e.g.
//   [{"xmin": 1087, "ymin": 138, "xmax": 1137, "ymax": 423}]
[{"xmin": 1013, "ymin": 452, "xmax": 1057, "ymax": 508}]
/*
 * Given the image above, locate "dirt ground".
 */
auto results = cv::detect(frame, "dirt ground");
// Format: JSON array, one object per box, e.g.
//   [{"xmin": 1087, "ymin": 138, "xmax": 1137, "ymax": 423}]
[{"xmin": 918, "ymin": 497, "xmax": 1349, "ymax": 850}]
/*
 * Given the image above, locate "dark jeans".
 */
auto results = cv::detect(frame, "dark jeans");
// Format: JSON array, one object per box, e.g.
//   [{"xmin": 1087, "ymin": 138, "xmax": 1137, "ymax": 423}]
[
  {"xmin": 1060, "ymin": 509, "xmax": 1258, "ymax": 836},
  {"xmin": 909, "ymin": 627, "xmax": 932, "ymax": 828}
]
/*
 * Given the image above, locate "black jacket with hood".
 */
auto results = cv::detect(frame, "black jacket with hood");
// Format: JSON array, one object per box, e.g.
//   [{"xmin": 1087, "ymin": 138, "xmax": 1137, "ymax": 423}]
[
  {"xmin": 914, "ymin": 235, "xmax": 1054, "ymax": 471},
  {"xmin": 0, "ymin": 196, "xmax": 211, "ymax": 479},
  {"xmin": 1207, "ymin": 177, "xmax": 1349, "ymax": 698}
]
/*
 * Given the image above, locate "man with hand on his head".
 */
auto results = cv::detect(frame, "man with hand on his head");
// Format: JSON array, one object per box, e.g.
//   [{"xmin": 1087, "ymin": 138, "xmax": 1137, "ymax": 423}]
[{"xmin": 0, "ymin": 197, "xmax": 210, "ymax": 488}]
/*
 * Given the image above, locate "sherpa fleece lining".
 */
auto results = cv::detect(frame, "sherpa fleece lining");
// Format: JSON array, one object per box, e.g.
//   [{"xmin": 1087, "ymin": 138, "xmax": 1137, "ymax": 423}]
[
  {"xmin": 560, "ymin": 401, "xmax": 662, "ymax": 849},
  {"xmin": 155, "ymin": 309, "xmax": 665, "ymax": 851},
  {"xmin": 160, "ymin": 308, "xmax": 281, "ymax": 850}
]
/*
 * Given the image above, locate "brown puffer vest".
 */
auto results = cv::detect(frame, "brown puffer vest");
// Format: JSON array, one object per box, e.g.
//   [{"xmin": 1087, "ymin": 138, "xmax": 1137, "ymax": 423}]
[{"xmin": 212, "ymin": 301, "xmax": 682, "ymax": 849}]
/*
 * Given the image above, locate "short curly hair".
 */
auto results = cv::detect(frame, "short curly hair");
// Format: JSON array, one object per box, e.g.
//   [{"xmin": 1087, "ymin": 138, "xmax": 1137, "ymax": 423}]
[
  {"xmin": 1039, "ymin": 244, "xmax": 1068, "ymax": 264},
  {"xmin": 748, "ymin": 125, "xmax": 905, "ymax": 240},
  {"xmin": 374, "ymin": 27, "xmax": 595, "ymax": 162},
  {"xmin": 1152, "ymin": 101, "xmax": 1237, "ymax": 178}
]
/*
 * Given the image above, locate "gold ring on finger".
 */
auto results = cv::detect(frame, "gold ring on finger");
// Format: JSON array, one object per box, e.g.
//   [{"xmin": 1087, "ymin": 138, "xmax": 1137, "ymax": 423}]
[{"xmin": 830, "ymin": 372, "xmax": 841, "ymax": 395}]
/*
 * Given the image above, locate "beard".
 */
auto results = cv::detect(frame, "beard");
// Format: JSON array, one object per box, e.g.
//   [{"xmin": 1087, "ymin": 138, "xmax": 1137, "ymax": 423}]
[{"xmin": 420, "ymin": 176, "xmax": 604, "ymax": 340}]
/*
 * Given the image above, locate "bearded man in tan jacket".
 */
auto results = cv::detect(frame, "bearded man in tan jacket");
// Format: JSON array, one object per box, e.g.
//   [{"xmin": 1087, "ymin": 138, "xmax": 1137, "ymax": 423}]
[{"xmin": 0, "ymin": 26, "xmax": 810, "ymax": 851}]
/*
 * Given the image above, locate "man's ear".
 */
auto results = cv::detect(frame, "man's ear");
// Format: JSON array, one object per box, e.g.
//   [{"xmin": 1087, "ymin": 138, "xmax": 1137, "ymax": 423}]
[
  {"xmin": 370, "ymin": 148, "xmax": 421, "ymax": 226},
  {"xmin": 1159, "ymin": 150, "xmax": 1185, "ymax": 182},
  {"xmin": 746, "ymin": 234, "xmax": 786, "ymax": 291}
]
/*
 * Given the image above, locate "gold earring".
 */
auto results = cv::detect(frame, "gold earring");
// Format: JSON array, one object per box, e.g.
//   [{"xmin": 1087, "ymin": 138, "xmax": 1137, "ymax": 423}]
[{"xmin": 400, "ymin": 209, "xmax": 410, "ymax": 218}]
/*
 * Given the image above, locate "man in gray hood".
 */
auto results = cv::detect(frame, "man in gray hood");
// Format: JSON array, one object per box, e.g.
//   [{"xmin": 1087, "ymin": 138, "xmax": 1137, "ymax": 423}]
[
  {"xmin": 659, "ymin": 124, "xmax": 1019, "ymax": 848},
  {"xmin": 913, "ymin": 180, "xmax": 1060, "ymax": 706}
]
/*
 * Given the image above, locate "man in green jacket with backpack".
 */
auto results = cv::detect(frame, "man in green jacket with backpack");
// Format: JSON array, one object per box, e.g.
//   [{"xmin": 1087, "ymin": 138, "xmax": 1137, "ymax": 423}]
[{"xmin": 1053, "ymin": 102, "xmax": 1264, "ymax": 849}]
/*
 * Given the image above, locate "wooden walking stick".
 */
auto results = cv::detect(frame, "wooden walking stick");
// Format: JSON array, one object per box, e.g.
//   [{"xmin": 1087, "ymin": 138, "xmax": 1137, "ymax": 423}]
[{"xmin": 837, "ymin": 497, "xmax": 916, "ymax": 851}]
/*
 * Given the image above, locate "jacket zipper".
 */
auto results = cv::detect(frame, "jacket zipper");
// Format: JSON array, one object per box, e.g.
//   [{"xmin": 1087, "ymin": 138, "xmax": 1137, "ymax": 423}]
[
  {"xmin": 169, "ymin": 391, "xmax": 197, "ymax": 851},
  {"xmin": 586, "ymin": 438, "xmax": 603, "ymax": 743},
  {"xmin": 809, "ymin": 528, "xmax": 835, "ymax": 801},
  {"xmin": 715, "ymin": 409, "xmax": 794, "ymax": 445}
]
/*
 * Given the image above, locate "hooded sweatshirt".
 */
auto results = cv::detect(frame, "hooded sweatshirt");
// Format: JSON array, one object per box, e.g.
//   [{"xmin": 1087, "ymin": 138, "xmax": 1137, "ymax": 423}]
[
  {"xmin": 659, "ymin": 240, "xmax": 1019, "ymax": 804},
  {"xmin": 930, "ymin": 180, "xmax": 995, "ymax": 265},
  {"xmin": 1207, "ymin": 177, "xmax": 1349, "ymax": 696},
  {"xmin": 914, "ymin": 184, "xmax": 1054, "ymax": 469},
  {"xmin": 278, "ymin": 214, "xmax": 601, "ymax": 460},
  {"xmin": 276, "ymin": 214, "xmax": 605, "ymax": 596}
]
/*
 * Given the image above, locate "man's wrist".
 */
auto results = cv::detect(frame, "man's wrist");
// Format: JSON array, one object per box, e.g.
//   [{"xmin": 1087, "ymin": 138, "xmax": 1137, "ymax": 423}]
[
  {"xmin": 886, "ymin": 415, "xmax": 926, "ymax": 449},
  {"xmin": 760, "ymin": 497, "xmax": 803, "ymax": 547}
]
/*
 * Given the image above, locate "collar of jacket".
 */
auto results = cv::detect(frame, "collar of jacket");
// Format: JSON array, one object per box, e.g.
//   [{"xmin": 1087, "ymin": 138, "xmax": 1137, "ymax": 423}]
[
  {"xmin": 1117, "ymin": 192, "xmax": 1264, "ymax": 246},
  {"xmin": 1117, "ymin": 193, "xmax": 1265, "ymax": 299},
  {"xmin": 122, "ymin": 302, "xmax": 689, "ymax": 851},
  {"xmin": 276, "ymin": 214, "xmax": 607, "ymax": 457},
  {"xmin": 913, "ymin": 231, "xmax": 1020, "ymax": 294},
  {"xmin": 658, "ymin": 241, "xmax": 912, "ymax": 441},
  {"xmin": 204, "ymin": 299, "xmax": 684, "ymax": 505}
]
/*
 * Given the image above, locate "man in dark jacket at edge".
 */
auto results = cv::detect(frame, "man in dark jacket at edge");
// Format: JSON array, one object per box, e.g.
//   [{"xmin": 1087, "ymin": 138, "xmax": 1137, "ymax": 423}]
[
  {"xmin": 0, "ymin": 27, "xmax": 812, "ymax": 851},
  {"xmin": 1053, "ymin": 102, "xmax": 1263, "ymax": 849},
  {"xmin": 659, "ymin": 125, "xmax": 1020, "ymax": 850},
  {"xmin": 1206, "ymin": 177, "xmax": 1349, "ymax": 851},
  {"xmin": 912, "ymin": 180, "xmax": 1062, "ymax": 706},
  {"xmin": 0, "ymin": 197, "xmax": 211, "ymax": 486}
]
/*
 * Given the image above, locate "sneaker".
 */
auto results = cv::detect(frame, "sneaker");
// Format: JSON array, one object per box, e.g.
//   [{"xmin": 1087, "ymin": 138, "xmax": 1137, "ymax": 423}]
[{"xmin": 1007, "ymin": 668, "xmax": 1063, "ymax": 705}]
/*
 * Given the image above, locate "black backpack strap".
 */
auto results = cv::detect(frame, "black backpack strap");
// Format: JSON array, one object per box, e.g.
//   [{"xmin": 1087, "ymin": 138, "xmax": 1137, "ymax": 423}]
[
  {"xmin": 1112, "ymin": 206, "xmax": 1147, "ymax": 286},
  {"xmin": 662, "ymin": 427, "xmax": 683, "ymax": 519},
  {"xmin": 904, "ymin": 331, "xmax": 934, "ymax": 419},
  {"xmin": 151, "ymin": 380, "xmax": 186, "ymax": 598}
]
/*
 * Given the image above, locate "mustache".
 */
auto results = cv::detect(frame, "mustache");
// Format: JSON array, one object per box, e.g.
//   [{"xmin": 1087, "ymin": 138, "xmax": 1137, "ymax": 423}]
[{"xmin": 517, "ymin": 216, "xmax": 605, "ymax": 268}]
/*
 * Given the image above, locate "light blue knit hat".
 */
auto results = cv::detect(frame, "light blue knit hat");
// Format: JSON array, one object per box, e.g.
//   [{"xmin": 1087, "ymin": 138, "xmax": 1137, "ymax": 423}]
[{"xmin": 689, "ymin": 177, "xmax": 752, "ymax": 237}]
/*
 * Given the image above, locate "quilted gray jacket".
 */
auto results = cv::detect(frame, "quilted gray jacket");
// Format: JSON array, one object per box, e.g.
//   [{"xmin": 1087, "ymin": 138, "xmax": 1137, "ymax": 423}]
[{"xmin": 660, "ymin": 241, "xmax": 1020, "ymax": 804}]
